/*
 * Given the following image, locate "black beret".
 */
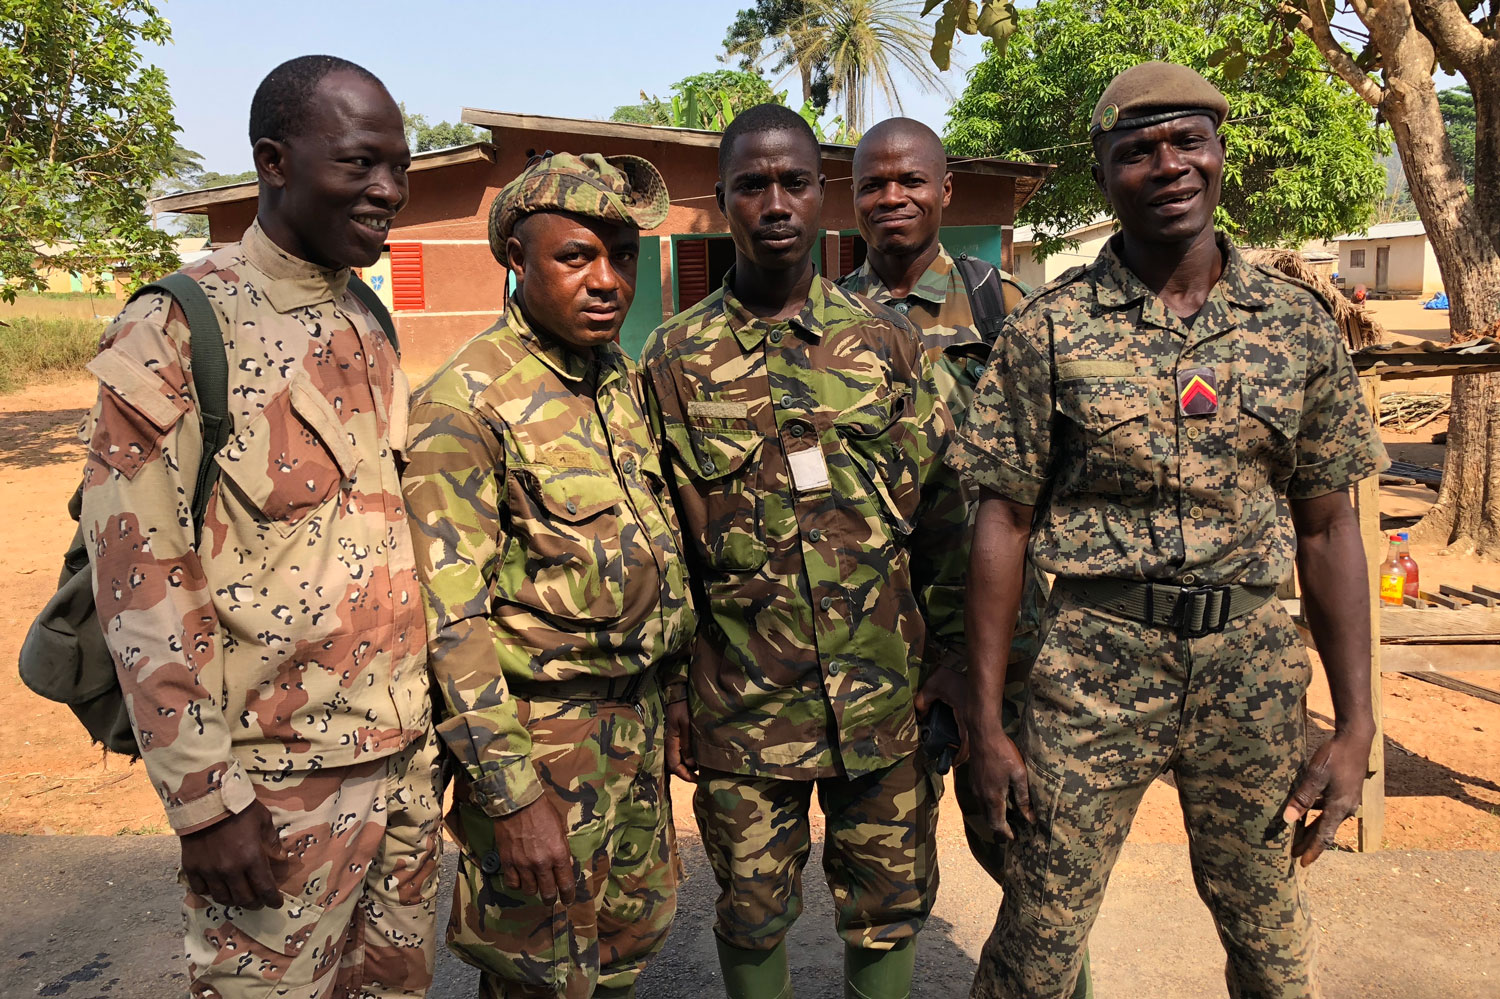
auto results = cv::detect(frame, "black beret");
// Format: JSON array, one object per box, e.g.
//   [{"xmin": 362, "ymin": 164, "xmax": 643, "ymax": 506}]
[{"xmin": 1090, "ymin": 62, "xmax": 1229, "ymax": 136}]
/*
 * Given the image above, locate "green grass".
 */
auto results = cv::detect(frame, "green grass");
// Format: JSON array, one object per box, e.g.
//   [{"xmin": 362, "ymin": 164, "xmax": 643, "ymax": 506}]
[{"xmin": 0, "ymin": 315, "xmax": 104, "ymax": 393}]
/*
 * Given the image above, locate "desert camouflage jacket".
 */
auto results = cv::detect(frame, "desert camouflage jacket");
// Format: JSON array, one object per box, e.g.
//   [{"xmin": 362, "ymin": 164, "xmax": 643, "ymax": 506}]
[
  {"xmin": 840, "ymin": 245, "xmax": 1048, "ymax": 669},
  {"xmin": 403, "ymin": 305, "xmax": 695, "ymax": 817},
  {"xmin": 948, "ymin": 233, "xmax": 1386, "ymax": 588},
  {"xmin": 640, "ymin": 271, "xmax": 965, "ymax": 780},
  {"xmin": 79, "ymin": 220, "xmax": 430, "ymax": 834}
]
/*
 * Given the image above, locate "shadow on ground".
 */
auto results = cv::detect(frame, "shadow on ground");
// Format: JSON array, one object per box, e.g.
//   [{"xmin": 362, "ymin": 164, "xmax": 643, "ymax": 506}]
[{"xmin": 0, "ymin": 408, "xmax": 88, "ymax": 469}]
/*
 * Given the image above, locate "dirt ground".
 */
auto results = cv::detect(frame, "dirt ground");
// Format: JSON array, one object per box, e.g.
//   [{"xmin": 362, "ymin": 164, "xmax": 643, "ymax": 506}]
[{"xmin": 1, "ymin": 297, "xmax": 1496, "ymax": 854}]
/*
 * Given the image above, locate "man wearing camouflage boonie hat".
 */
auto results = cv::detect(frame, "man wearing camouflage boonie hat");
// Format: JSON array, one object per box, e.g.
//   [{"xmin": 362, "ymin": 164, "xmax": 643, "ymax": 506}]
[
  {"xmin": 952, "ymin": 62, "xmax": 1385, "ymax": 997},
  {"xmin": 402, "ymin": 151, "xmax": 694, "ymax": 998}
]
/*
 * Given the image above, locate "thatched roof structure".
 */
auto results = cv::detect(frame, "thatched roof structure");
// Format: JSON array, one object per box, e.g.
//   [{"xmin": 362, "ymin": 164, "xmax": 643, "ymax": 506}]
[{"xmin": 1247, "ymin": 248, "xmax": 1387, "ymax": 349}]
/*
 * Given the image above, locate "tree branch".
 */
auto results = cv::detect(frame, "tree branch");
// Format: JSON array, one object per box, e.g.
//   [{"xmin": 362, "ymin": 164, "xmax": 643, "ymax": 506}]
[
  {"xmin": 1287, "ymin": 1, "xmax": 1384, "ymax": 106},
  {"xmin": 1407, "ymin": 0, "xmax": 1496, "ymax": 71}
]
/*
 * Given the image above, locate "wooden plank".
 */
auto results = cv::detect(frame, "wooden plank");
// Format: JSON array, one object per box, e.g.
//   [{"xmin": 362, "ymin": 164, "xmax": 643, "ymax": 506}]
[
  {"xmin": 1419, "ymin": 589, "xmax": 1466, "ymax": 609},
  {"xmin": 1355, "ymin": 372, "xmax": 1384, "ymax": 853},
  {"xmin": 1400, "ymin": 671, "xmax": 1500, "ymax": 704},
  {"xmin": 1380, "ymin": 644, "xmax": 1500, "ymax": 672},
  {"xmin": 1440, "ymin": 584, "xmax": 1496, "ymax": 608},
  {"xmin": 1379, "ymin": 605, "xmax": 1500, "ymax": 638},
  {"xmin": 1402, "ymin": 593, "xmax": 1431, "ymax": 608},
  {"xmin": 1473, "ymin": 584, "xmax": 1500, "ymax": 601}
]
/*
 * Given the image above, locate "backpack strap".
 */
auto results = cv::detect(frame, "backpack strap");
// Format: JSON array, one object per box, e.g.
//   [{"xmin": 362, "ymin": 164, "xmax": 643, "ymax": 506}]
[
  {"xmin": 347, "ymin": 274, "xmax": 401, "ymax": 357},
  {"xmin": 128, "ymin": 274, "xmax": 230, "ymax": 547},
  {"xmin": 955, "ymin": 253, "xmax": 1030, "ymax": 347}
]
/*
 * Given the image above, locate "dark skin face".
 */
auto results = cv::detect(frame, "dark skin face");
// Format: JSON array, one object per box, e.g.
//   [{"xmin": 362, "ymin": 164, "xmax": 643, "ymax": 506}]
[
  {"xmin": 254, "ymin": 70, "xmax": 410, "ymax": 270},
  {"xmin": 716, "ymin": 128, "xmax": 826, "ymax": 319},
  {"xmin": 507, "ymin": 211, "xmax": 639, "ymax": 356},
  {"xmin": 1092, "ymin": 114, "xmax": 1226, "ymax": 313},
  {"xmin": 852, "ymin": 126, "xmax": 952, "ymax": 266}
]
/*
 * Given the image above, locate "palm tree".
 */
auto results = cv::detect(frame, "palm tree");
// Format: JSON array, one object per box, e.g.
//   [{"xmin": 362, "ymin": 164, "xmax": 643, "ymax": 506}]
[
  {"xmin": 723, "ymin": 1, "xmax": 832, "ymax": 110},
  {"xmin": 791, "ymin": 0, "xmax": 949, "ymax": 134}
]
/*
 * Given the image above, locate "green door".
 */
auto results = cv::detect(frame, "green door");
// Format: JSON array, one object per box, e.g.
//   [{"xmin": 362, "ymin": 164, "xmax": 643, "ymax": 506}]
[{"xmin": 619, "ymin": 236, "xmax": 662, "ymax": 361}]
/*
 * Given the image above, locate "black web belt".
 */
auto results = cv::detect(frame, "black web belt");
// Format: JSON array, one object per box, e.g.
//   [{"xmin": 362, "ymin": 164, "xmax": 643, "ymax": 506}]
[
  {"xmin": 1059, "ymin": 578, "xmax": 1277, "ymax": 638},
  {"xmin": 507, "ymin": 669, "xmax": 656, "ymax": 704}
]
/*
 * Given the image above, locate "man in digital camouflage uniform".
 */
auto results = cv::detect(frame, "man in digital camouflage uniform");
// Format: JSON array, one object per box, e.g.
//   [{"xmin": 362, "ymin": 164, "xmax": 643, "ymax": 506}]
[
  {"xmin": 640, "ymin": 103, "xmax": 968, "ymax": 999},
  {"xmin": 402, "ymin": 152, "xmax": 695, "ymax": 999},
  {"xmin": 80, "ymin": 55, "xmax": 440, "ymax": 998},
  {"xmin": 838, "ymin": 117, "xmax": 1092, "ymax": 999},
  {"xmin": 950, "ymin": 63, "xmax": 1385, "ymax": 999}
]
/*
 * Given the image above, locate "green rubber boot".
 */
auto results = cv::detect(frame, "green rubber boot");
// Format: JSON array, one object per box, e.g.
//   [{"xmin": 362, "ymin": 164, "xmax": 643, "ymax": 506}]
[
  {"xmin": 844, "ymin": 939, "xmax": 917, "ymax": 999},
  {"xmin": 1071, "ymin": 949, "xmax": 1094, "ymax": 999},
  {"xmin": 716, "ymin": 937, "xmax": 794, "ymax": 999}
]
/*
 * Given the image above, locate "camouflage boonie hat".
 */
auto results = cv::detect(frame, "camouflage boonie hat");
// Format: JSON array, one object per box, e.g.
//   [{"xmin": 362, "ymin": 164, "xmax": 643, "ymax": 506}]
[
  {"xmin": 488, "ymin": 151, "xmax": 670, "ymax": 261},
  {"xmin": 1090, "ymin": 61, "xmax": 1229, "ymax": 136}
]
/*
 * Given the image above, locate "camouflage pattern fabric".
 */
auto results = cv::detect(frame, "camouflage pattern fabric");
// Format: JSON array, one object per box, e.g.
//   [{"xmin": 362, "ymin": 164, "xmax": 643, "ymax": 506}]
[
  {"xmin": 402, "ymin": 304, "xmax": 695, "ymax": 818},
  {"xmin": 489, "ymin": 151, "xmax": 669, "ymax": 251},
  {"xmin": 78, "ymin": 218, "xmax": 431, "ymax": 835},
  {"xmin": 947, "ymin": 233, "xmax": 1386, "ymax": 587},
  {"xmin": 446, "ymin": 686, "xmax": 677, "ymax": 998},
  {"xmin": 971, "ymin": 592, "xmax": 1316, "ymax": 999},
  {"xmin": 183, "ymin": 734, "xmax": 443, "ymax": 998},
  {"xmin": 951, "ymin": 233, "xmax": 1386, "ymax": 997},
  {"xmin": 638, "ymin": 271, "xmax": 966, "ymax": 781},
  {"xmin": 694, "ymin": 757, "xmax": 940, "ymax": 952}
]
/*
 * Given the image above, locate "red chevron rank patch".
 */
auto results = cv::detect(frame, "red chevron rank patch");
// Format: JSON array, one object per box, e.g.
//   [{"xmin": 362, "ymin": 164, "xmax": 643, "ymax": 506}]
[{"xmin": 1177, "ymin": 367, "xmax": 1218, "ymax": 416}]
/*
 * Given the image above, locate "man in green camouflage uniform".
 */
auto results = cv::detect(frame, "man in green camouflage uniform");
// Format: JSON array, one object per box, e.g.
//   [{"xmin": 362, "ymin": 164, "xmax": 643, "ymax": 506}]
[
  {"xmin": 402, "ymin": 152, "xmax": 696, "ymax": 999},
  {"xmin": 640, "ymin": 104, "xmax": 967, "ymax": 999},
  {"xmin": 949, "ymin": 64, "xmax": 1386, "ymax": 999},
  {"xmin": 839, "ymin": 118, "xmax": 1092, "ymax": 999}
]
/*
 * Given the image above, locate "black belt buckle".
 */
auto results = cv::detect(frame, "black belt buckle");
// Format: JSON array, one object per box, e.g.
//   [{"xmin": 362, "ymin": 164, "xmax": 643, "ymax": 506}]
[{"xmin": 1171, "ymin": 584, "xmax": 1233, "ymax": 637}]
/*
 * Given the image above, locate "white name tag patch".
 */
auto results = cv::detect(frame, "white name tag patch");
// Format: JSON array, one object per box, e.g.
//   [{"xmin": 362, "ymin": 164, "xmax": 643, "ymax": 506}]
[{"xmin": 787, "ymin": 447, "xmax": 831, "ymax": 493}]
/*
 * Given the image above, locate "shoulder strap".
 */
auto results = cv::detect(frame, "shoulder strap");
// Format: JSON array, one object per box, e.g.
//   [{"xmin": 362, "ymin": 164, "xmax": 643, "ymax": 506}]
[
  {"xmin": 954, "ymin": 253, "xmax": 1012, "ymax": 344},
  {"xmin": 129, "ymin": 274, "xmax": 230, "ymax": 546},
  {"xmin": 347, "ymin": 274, "xmax": 401, "ymax": 357}
]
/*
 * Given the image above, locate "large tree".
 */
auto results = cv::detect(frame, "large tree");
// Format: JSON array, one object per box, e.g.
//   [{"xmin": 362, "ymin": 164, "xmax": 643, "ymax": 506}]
[
  {"xmin": 611, "ymin": 70, "xmax": 782, "ymax": 129},
  {"xmin": 0, "ymin": 0, "xmax": 180, "ymax": 301},
  {"xmin": 946, "ymin": 0, "xmax": 1386, "ymax": 257},
  {"xmin": 399, "ymin": 104, "xmax": 479, "ymax": 153},
  {"xmin": 724, "ymin": 0, "xmax": 833, "ymax": 109}
]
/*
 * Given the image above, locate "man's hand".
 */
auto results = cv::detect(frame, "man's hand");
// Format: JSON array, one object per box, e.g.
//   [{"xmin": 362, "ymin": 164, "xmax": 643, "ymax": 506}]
[
  {"xmin": 1283, "ymin": 728, "xmax": 1374, "ymax": 866},
  {"xmin": 180, "ymin": 799, "xmax": 286, "ymax": 909},
  {"xmin": 665, "ymin": 698, "xmax": 697, "ymax": 783},
  {"xmin": 966, "ymin": 712, "xmax": 1034, "ymax": 841},
  {"xmin": 917, "ymin": 665, "xmax": 969, "ymax": 761},
  {"xmin": 493, "ymin": 795, "xmax": 577, "ymax": 904}
]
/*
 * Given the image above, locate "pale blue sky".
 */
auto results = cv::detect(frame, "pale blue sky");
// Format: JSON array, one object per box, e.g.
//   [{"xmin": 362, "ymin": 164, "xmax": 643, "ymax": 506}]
[{"xmin": 153, "ymin": 0, "xmax": 977, "ymax": 174}]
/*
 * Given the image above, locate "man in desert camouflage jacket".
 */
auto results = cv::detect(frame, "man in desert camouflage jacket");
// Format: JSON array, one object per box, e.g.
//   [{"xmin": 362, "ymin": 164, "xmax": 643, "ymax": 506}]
[
  {"xmin": 402, "ymin": 151, "xmax": 694, "ymax": 999},
  {"xmin": 639, "ymin": 103, "xmax": 967, "ymax": 999},
  {"xmin": 79, "ymin": 56, "xmax": 440, "ymax": 998},
  {"xmin": 951, "ymin": 63, "xmax": 1386, "ymax": 999}
]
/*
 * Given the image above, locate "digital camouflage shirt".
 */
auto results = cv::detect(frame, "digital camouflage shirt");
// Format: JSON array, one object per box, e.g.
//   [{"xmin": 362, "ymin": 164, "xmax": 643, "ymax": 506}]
[
  {"xmin": 402, "ymin": 306, "xmax": 695, "ymax": 817},
  {"xmin": 640, "ymin": 272, "xmax": 966, "ymax": 781},
  {"xmin": 79, "ymin": 220, "xmax": 430, "ymax": 834},
  {"xmin": 839, "ymin": 246, "xmax": 1046, "ymax": 668},
  {"xmin": 948, "ymin": 234, "xmax": 1386, "ymax": 587}
]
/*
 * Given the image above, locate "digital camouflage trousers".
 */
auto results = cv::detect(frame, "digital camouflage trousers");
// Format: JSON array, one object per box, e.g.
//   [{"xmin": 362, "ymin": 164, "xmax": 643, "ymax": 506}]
[
  {"xmin": 447, "ymin": 686, "xmax": 677, "ymax": 998},
  {"xmin": 695, "ymin": 752, "xmax": 940, "ymax": 953},
  {"xmin": 183, "ymin": 734, "xmax": 443, "ymax": 998},
  {"xmin": 971, "ymin": 588, "xmax": 1317, "ymax": 999}
]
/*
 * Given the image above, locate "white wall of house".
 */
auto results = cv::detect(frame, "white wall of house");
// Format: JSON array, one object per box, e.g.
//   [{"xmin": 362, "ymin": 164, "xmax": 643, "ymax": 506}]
[
  {"xmin": 1338, "ymin": 234, "xmax": 1441, "ymax": 295},
  {"xmin": 1013, "ymin": 219, "xmax": 1117, "ymax": 289}
]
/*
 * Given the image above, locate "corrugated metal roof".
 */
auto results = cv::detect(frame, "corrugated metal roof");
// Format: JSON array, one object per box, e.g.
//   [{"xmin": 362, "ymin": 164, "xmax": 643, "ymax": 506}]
[{"xmin": 1333, "ymin": 220, "xmax": 1427, "ymax": 241}]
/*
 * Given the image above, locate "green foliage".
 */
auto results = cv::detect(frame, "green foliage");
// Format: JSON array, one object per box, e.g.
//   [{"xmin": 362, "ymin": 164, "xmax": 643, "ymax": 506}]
[
  {"xmin": 723, "ymin": 1, "xmax": 832, "ymax": 109},
  {"xmin": 611, "ymin": 71, "xmax": 783, "ymax": 130},
  {"xmin": 1438, "ymin": 85, "xmax": 1475, "ymax": 189},
  {"xmin": 795, "ymin": 0, "xmax": 948, "ymax": 133},
  {"xmin": 943, "ymin": 0, "xmax": 1388, "ymax": 258},
  {"xmin": 0, "ymin": 315, "xmax": 106, "ymax": 392},
  {"xmin": 925, "ymin": 0, "xmax": 1019, "ymax": 69},
  {"xmin": 399, "ymin": 103, "xmax": 479, "ymax": 153},
  {"xmin": 0, "ymin": 0, "xmax": 181, "ymax": 303}
]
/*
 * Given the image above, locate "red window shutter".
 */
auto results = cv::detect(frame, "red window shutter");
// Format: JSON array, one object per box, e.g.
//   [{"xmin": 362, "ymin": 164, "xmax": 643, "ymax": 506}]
[
  {"xmin": 838, "ymin": 236, "xmax": 855, "ymax": 277},
  {"xmin": 388, "ymin": 242, "xmax": 426, "ymax": 312},
  {"xmin": 676, "ymin": 239, "xmax": 709, "ymax": 310}
]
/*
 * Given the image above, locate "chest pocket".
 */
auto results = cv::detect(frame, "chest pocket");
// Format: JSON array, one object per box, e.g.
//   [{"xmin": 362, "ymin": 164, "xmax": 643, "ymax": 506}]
[
  {"xmin": 216, "ymin": 378, "xmax": 357, "ymax": 538},
  {"xmin": 1055, "ymin": 378, "xmax": 1159, "ymax": 501},
  {"xmin": 1236, "ymin": 382, "xmax": 1301, "ymax": 497},
  {"xmin": 836, "ymin": 389, "xmax": 918, "ymax": 534},
  {"xmin": 665, "ymin": 421, "xmax": 767, "ymax": 573},
  {"xmin": 498, "ymin": 466, "xmax": 627, "ymax": 623}
]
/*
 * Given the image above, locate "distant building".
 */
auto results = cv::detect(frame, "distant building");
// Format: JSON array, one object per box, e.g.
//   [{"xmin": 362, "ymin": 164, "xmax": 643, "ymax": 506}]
[
  {"xmin": 152, "ymin": 111, "xmax": 1052, "ymax": 367},
  {"xmin": 18, "ymin": 237, "xmax": 209, "ymax": 298},
  {"xmin": 1333, "ymin": 220, "xmax": 1442, "ymax": 297},
  {"xmin": 1011, "ymin": 215, "xmax": 1117, "ymax": 289}
]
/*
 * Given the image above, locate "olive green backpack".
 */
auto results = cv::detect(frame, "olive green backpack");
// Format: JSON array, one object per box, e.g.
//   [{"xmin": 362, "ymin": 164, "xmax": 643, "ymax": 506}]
[{"xmin": 18, "ymin": 272, "xmax": 396, "ymax": 756}]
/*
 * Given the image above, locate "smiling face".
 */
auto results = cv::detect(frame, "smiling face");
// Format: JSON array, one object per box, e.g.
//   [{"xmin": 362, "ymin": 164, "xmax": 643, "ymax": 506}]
[
  {"xmin": 507, "ymin": 211, "xmax": 639, "ymax": 354},
  {"xmin": 253, "ymin": 70, "xmax": 410, "ymax": 269},
  {"xmin": 716, "ymin": 128, "xmax": 826, "ymax": 274},
  {"xmin": 852, "ymin": 126, "xmax": 951, "ymax": 258},
  {"xmin": 1093, "ymin": 115, "xmax": 1225, "ymax": 245}
]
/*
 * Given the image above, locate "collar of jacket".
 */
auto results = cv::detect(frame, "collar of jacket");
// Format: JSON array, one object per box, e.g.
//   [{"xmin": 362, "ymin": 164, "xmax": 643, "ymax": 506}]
[
  {"xmin": 242, "ymin": 219, "xmax": 353, "ymax": 313},
  {"xmin": 1093, "ymin": 231, "xmax": 1273, "ymax": 333},
  {"xmin": 844, "ymin": 244, "xmax": 955, "ymax": 308},
  {"xmin": 722, "ymin": 265, "xmax": 830, "ymax": 350},
  {"xmin": 506, "ymin": 300, "xmax": 614, "ymax": 388}
]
